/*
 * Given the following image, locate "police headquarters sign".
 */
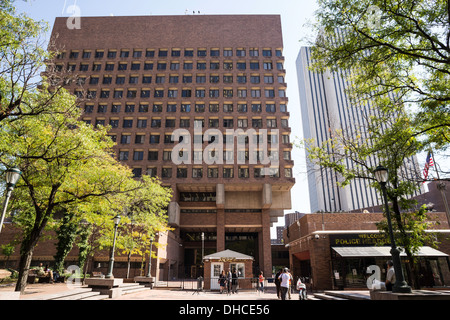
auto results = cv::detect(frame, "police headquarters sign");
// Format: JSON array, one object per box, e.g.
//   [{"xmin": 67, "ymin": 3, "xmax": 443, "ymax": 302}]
[{"xmin": 330, "ymin": 233, "xmax": 390, "ymax": 247}]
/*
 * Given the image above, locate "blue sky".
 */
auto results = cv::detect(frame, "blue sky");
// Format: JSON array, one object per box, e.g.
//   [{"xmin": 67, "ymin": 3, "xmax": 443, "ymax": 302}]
[{"xmin": 14, "ymin": 0, "xmax": 447, "ymax": 236}]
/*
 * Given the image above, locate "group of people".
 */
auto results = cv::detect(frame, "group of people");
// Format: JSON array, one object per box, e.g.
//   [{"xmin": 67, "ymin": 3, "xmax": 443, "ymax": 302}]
[
  {"xmin": 35, "ymin": 263, "xmax": 60, "ymax": 283},
  {"xmin": 275, "ymin": 268, "xmax": 307, "ymax": 300},
  {"xmin": 218, "ymin": 268, "xmax": 239, "ymax": 294}
]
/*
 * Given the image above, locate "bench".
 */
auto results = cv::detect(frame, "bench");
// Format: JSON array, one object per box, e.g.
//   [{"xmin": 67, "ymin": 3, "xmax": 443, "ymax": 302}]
[
  {"xmin": 91, "ymin": 271, "xmax": 105, "ymax": 278},
  {"xmin": 27, "ymin": 269, "xmax": 52, "ymax": 284}
]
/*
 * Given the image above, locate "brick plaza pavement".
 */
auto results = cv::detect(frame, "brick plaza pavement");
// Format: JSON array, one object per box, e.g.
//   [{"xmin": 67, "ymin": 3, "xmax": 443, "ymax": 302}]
[{"xmin": 0, "ymin": 282, "xmax": 297, "ymax": 300}]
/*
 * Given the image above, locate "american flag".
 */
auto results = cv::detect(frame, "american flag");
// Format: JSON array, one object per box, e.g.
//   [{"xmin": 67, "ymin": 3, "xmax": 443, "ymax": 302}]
[{"xmin": 422, "ymin": 151, "xmax": 434, "ymax": 182}]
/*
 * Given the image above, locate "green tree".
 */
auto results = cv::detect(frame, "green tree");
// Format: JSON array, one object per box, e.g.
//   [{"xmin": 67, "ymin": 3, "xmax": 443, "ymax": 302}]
[
  {"xmin": 0, "ymin": 1, "xmax": 173, "ymax": 294},
  {"xmin": 309, "ymin": 0, "xmax": 450, "ymax": 151},
  {"xmin": 304, "ymin": 105, "xmax": 439, "ymax": 288}
]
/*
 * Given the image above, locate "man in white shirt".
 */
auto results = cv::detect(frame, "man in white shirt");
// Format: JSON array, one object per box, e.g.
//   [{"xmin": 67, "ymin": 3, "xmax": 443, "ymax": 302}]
[
  {"xmin": 278, "ymin": 268, "xmax": 290, "ymax": 300},
  {"xmin": 385, "ymin": 260, "xmax": 395, "ymax": 291}
]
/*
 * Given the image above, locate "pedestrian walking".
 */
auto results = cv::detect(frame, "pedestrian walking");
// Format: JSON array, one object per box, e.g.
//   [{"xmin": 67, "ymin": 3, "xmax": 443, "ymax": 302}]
[
  {"xmin": 278, "ymin": 268, "xmax": 290, "ymax": 300},
  {"xmin": 231, "ymin": 269, "xmax": 238, "ymax": 294},
  {"xmin": 385, "ymin": 260, "xmax": 395, "ymax": 291},
  {"xmin": 258, "ymin": 271, "xmax": 264, "ymax": 293},
  {"xmin": 226, "ymin": 268, "xmax": 232, "ymax": 295},
  {"xmin": 218, "ymin": 270, "xmax": 227, "ymax": 294},
  {"xmin": 287, "ymin": 269, "xmax": 293, "ymax": 299},
  {"xmin": 275, "ymin": 269, "xmax": 282, "ymax": 299},
  {"xmin": 296, "ymin": 277, "xmax": 307, "ymax": 300}
]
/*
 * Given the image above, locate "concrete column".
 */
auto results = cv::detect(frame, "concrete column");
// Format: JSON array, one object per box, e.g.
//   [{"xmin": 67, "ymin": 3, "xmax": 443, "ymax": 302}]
[
  {"xmin": 168, "ymin": 202, "xmax": 180, "ymax": 226},
  {"xmin": 216, "ymin": 208, "xmax": 225, "ymax": 252},
  {"xmin": 216, "ymin": 184, "xmax": 225, "ymax": 208},
  {"xmin": 261, "ymin": 209, "xmax": 272, "ymax": 276}
]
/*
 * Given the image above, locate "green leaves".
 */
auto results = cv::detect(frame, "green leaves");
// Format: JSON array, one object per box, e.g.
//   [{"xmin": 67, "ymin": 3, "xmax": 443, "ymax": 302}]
[{"xmin": 309, "ymin": 0, "xmax": 450, "ymax": 151}]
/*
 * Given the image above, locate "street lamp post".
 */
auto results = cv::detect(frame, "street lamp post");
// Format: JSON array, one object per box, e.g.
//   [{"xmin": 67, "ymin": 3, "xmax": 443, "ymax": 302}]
[
  {"xmin": 147, "ymin": 232, "xmax": 157, "ymax": 278},
  {"xmin": 0, "ymin": 167, "xmax": 22, "ymax": 233},
  {"xmin": 201, "ymin": 232, "xmax": 205, "ymax": 276},
  {"xmin": 106, "ymin": 214, "xmax": 121, "ymax": 279},
  {"xmin": 374, "ymin": 165, "xmax": 412, "ymax": 293}
]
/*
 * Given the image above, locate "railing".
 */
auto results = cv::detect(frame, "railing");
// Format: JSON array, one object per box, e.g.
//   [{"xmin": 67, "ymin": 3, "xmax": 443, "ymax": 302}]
[{"xmin": 177, "ymin": 277, "xmax": 278, "ymax": 291}]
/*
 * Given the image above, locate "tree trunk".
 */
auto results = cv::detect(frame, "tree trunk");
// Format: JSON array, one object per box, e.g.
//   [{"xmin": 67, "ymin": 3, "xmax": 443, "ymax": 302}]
[
  {"xmin": 15, "ymin": 223, "xmax": 47, "ymax": 293},
  {"xmin": 15, "ymin": 244, "xmax": 35, "ymax": 293}
]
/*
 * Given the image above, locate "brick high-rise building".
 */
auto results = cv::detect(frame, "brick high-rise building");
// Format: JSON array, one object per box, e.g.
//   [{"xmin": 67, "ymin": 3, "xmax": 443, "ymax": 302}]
[{"xmin": 49, "ymin": 15, "xmax": 294, "ymax": 280}]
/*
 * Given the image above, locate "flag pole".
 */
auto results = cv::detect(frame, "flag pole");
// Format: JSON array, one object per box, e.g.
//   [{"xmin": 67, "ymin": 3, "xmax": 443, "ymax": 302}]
[{"xmin": 430, "ymin": 149, "xmax": 450, "ymax": 226}]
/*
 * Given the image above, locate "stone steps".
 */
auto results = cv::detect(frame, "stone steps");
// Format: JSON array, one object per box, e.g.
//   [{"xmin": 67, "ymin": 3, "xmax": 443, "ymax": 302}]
[
  {"xmin": 313, "ymin": 291, "xmax": 371, "ymax": 301},
  {"xmin": 24, "ymin": 282, "xmax": 149, "ymax": 300}
]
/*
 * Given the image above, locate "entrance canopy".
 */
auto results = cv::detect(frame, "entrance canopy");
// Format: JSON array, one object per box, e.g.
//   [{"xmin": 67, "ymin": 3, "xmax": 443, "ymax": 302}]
[
  {"xmin": 203, "ymin": 249, "xmax": 254, "ymax": 261},
  {"xmin": 332, "ymin": 246, "xmax": 448, "ymax": 258}
]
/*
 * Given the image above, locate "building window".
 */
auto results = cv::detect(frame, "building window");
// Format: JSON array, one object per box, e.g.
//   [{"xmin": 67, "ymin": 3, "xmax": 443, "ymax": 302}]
[
  {"xmin": 109, "ymin": 119, "xmax": 119, "ymax": 128},
  {"xmin": 165, "ymin": 119, "xmax": 176, "ymax": 128},
  {"xmin": 111, "ymin": 104, "xmax": 121, "ymax": 113},
  {"xmin": 223, "ymin": 104, "xmax": 233, "ymax": 113},
  {"xmin": 139, "ymin": 104, "xmax": 149, "ymax": 113},
  {"xmin": 195, "ymin": 104, "xmax": 205, "ymax": 113},
  {"xmin": 162, "ymin": 167, "xmax": 172, "ymax": 178},
  {"xmin": 148, "ymin": 151, "xmax": 158, "ymax": 161},
  {"xmin": 181, "ymin": 104, "xmax": 191, "ymax": 112},
  {"xmin": 207, "ymin": 168, "xmax": 219, "ymax": 178},
  {"xmin": 163, "ymin": 104, "xmax": 175, "ymax": 113},
  {"xmin": 266, "ymin": 104, "xmax": 276, "ymax": 113},
  {"xmin": 147, "ymin": 167, "xmax": 157, "ymax": 178},
  {"xmin": 266, "ymin": 119, "xmax": 277, "ymax": 128},
  {"xmin": 180, "ymin": 119, "xmax": 190, "ymax": 128},
  {"xmin": 223, "ymin": 167, "xmax": 234, "ymax": 178},
  {"xmin": 149, "ymin": 135, "xmax": 160, "ymax": 144},
  {"xmin": 223, "ymin": 119, "xmax": 233, "ymax": 127},
  {"xmin": 98, "ymin": 104, "xmax": 107, "ymax": 113},
  {"xmin": 133, "ymin": 151, "xmax": 144, "ymax": 161},
  {"xmin": 237, "ymin": 118, "xmax": 248, "ymax": 128},
  {"xmin": 119, "ymin": 151, "xmax": 129, "ymax": 161},
  {"xmin": 209, "ymin": 103, "xmax": 219, "ymax": 113},
  {"xmin": 157, "ymin": 62, "xmax": 166, "ymax": 70},
  {"xmin": 238, "ymin": 167, "xmax": 249, "ymax": 178},
  {"xmin": 209, "ymin": 118, "xmax": 219, "ymax": 128},
  {"xmin": 137, "ymin": 119, "xmax": 147, "ymax": 128},
  {"xmin": 152, "ymin": 104, "xmax": 162, "ymax": 112},
  {"xmin": 237, "ymin": 104, "xmax": 247, "ymax": 113},
  {"xmin": 192, "ymin": 168, "xmax": 203, "ymax": 178},
  {"xmin": 163, "ymin": 150, "xmax": 172, "ymax": 161},
  {"xmin": 123, "ymin": 119, "xmax": 133, "ymax": 128},
  {"xmin": 252, "ymin": 104, "xmax": 262, "ymax": 112},
  {"xmin": 121, "ymin": 135, "xmax": 131, "ymax": 144},
  {"xmin": 151, "ymin": 118, "xmax": 161, "ymax": 127}
]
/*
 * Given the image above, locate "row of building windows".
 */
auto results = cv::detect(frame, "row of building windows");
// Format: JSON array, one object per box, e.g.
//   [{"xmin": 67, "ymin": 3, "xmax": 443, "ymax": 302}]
[
  {"xmin": 111, "ymin": 133, "xmax": 291, "ymax": 145},
  {"xmin": 56, "ymin": 61, "xmax": 284, "ymax": 72},
  {"xmin": 121, "ymin": 149, "xmax": 292, "ymax": 162},
  {"xmin": 75, "ymin": 88, "xmax": 287, "ymax": 99},
  {"xmin": 83, "ymin": 102, "xmax": 288, "ymax": 113},
  {"xmin": 57, "ymin": 48, "xmax": 283, "ymax": 60},
  {"xmin": 84, "ymin": 117, "xmax": 290, "ymax": 129},
  {"xmin": 131, "ymin": 166, "xmax": 293, "ymax": 179},
  {"xmin": 74, "ymin": 74, "xmax": 286, "ymax": 85}
]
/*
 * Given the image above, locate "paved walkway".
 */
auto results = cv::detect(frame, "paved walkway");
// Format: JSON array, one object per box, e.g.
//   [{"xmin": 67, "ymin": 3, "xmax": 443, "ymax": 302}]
[{"xmin": 0, "ymin": 282, "xmax": 312, "ymax": 300}]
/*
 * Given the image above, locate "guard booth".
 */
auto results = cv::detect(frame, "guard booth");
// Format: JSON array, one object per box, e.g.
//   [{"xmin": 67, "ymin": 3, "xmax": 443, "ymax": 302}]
[{"xmin": 202, "ymin": 249, "xmax": 254, "ymax": 290}]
